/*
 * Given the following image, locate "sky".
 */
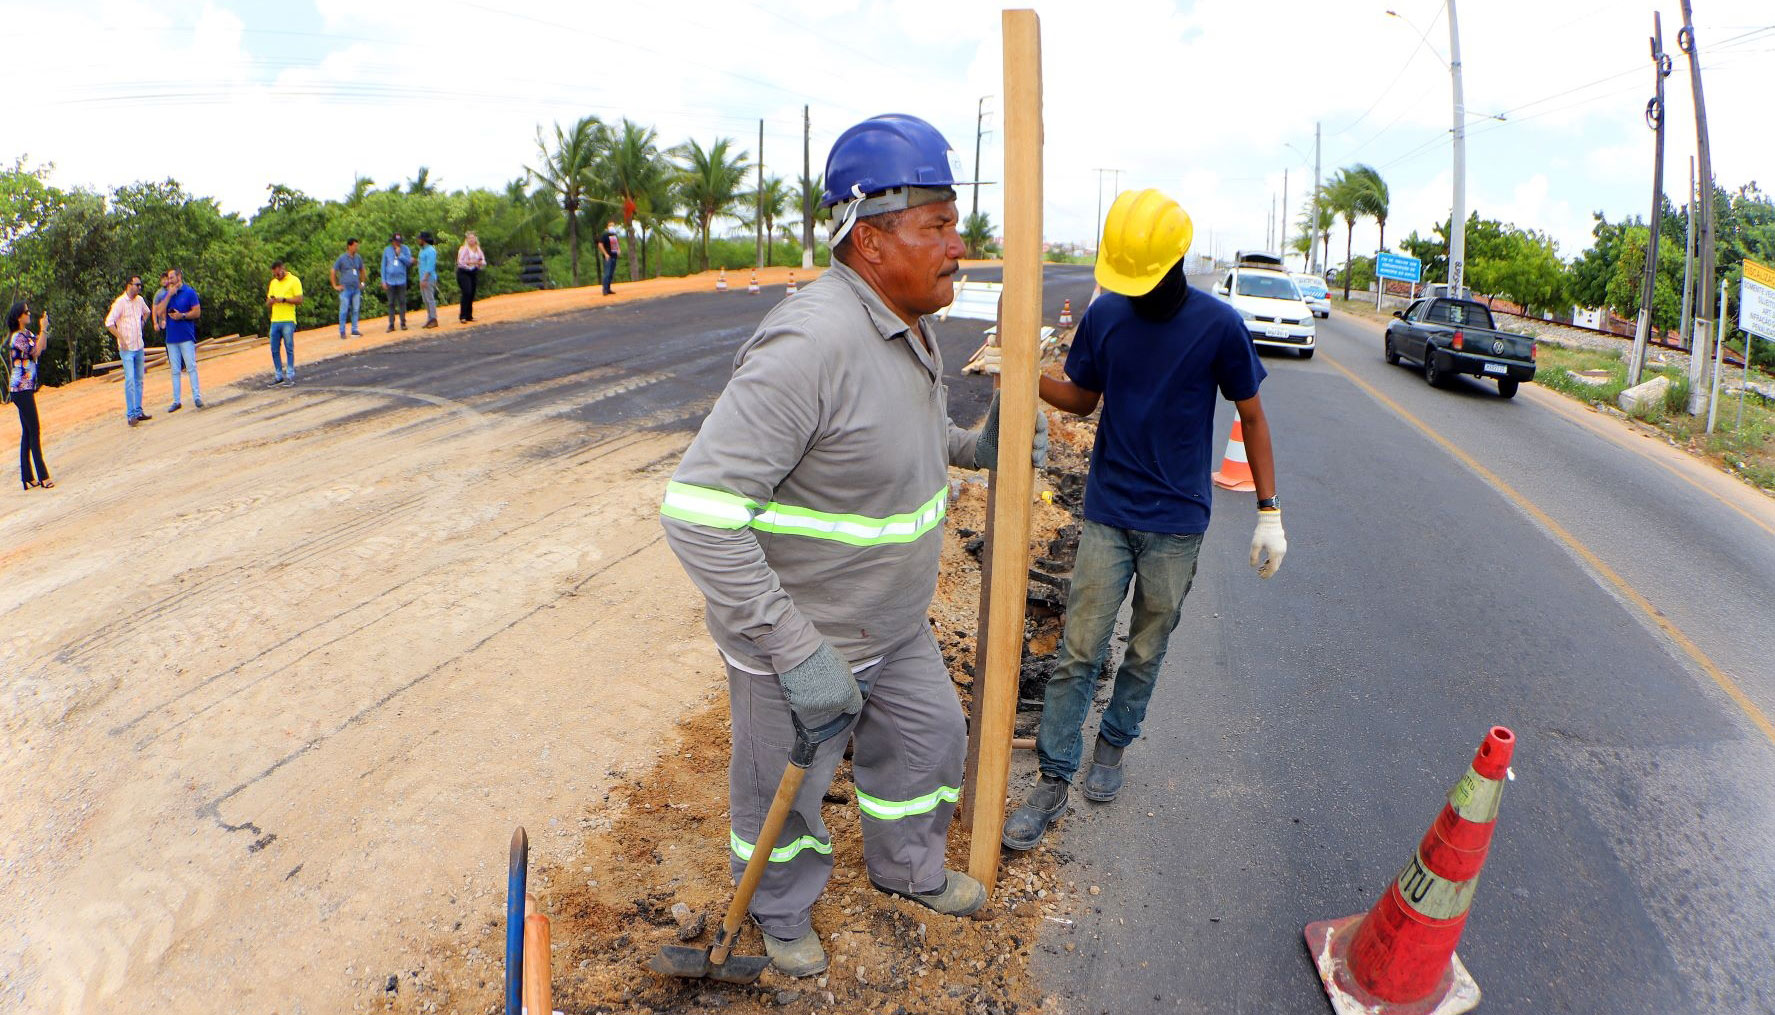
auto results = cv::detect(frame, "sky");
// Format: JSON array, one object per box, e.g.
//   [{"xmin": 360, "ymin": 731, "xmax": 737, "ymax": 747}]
[{"xmin": 7, "ymin": 0, "xmax": 1773, "ymax": 269}]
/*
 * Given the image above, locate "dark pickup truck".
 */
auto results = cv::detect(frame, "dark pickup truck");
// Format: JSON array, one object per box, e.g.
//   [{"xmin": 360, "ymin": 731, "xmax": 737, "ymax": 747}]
[{"xmin": 1384, "ymin": 297, "xmax": 1537, "ymax": 398}]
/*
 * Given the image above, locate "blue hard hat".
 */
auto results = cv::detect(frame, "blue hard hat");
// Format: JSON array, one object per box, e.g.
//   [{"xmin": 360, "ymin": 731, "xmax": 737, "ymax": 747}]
[{"xmin": 821, "ymin": 114, "xmax": 968, "ymax": 209}]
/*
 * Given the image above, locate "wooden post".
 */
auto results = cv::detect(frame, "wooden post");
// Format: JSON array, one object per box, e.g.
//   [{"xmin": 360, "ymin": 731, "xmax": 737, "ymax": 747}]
[{"xmin": 966, "ymin": 7, "xmax": 1042, "ymax": 897}]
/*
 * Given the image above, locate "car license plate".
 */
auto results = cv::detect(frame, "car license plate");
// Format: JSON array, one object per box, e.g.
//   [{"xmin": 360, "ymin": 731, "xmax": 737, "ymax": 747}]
[
  {"xmin": 1264, "ymin": 326, "xmax": 1290, "ymax": 339},
  {"xmin": 1482, "ymin": 362, "xmax": 1507, "ymax": 375}
]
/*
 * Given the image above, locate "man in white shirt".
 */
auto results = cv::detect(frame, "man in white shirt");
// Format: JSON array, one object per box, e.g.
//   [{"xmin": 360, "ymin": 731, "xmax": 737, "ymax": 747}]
[{"xmin": 105, "ymin": 275, "xmax": 153, "ymax": 426}]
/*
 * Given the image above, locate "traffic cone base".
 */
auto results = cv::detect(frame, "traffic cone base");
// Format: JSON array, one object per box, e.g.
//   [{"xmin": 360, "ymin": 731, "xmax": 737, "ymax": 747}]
[
  {"xmin": 717, "ymin": 269, "xmax": 728, "ymax": 292},
  {"xmin": 748, "ymin": 271, "xmax": 760, "ymax": 294},
  {"xmin": 1305, "ymin": 915, "xmax": 1479, "ymax": 1015},
  {"xmin": 1058, "ymin": 297, "xmax": 1074, "ymax": 326}
]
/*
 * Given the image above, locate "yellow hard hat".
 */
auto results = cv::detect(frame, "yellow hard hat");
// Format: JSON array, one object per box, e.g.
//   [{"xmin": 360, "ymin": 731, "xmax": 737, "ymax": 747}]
[{"xmin": 1095, "ymin": 189, "xmax": 1193, "ymax": 296}]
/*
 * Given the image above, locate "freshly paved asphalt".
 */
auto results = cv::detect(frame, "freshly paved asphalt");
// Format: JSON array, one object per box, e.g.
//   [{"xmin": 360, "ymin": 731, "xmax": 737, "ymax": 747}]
[{"xmin": 292, "ymin": 267, "xmax": 1775, "ymax": 1013}]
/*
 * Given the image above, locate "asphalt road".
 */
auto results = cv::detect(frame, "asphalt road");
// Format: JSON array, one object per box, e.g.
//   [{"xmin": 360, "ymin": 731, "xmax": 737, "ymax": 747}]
[
  {"xmin": 1032, "ymin": 290, "xmax": 1775, "ymax": 1014},
  {"xmin": 291, "ymin": 267, "xmax": 1775, "ymax": 1012}
]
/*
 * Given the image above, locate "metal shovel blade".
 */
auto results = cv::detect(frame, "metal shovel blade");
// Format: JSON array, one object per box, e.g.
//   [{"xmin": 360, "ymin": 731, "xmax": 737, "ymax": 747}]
[{"xmin": 649, "ymin": 944, "xmax": 772, "ymax": 984}]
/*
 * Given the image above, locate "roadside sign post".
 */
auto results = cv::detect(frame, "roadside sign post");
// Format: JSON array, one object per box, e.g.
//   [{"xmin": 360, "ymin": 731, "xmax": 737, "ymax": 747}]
[
  {"xmin": 1376, "ymin": 253, "xmax": 1423, "ymax": 311},
  {"xmin": 1736, "ymin": 258, "xmax": 1775, "ymax": 430}
]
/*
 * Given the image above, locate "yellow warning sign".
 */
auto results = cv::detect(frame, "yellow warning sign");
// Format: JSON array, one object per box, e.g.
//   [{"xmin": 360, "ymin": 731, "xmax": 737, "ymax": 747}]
[
  {"xmin": 1743, "ymin": 259, "xmax": 1775, "ymax": 343},
  {"xmin": 1745, "ymin": 258, "xmax": 1775, "ymax": 291}
]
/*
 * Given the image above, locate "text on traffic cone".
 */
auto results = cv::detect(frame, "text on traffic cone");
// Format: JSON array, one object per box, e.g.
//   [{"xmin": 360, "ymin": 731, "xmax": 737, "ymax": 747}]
[{"xmin": 1303, "ymin": 726, "xmax": 1515, "ymax": 1015}]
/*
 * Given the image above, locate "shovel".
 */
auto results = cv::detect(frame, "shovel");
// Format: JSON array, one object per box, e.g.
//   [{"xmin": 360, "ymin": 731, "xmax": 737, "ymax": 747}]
[{"xmin": 650, "ymin": 723, "xmax": 820, "ymax": 984}]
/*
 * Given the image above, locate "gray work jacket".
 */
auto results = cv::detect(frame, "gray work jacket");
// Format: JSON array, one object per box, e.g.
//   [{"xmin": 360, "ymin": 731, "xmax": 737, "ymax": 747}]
[{"xmin": 661, "ymin": 260, "xmax": 982, "ymax": 673}]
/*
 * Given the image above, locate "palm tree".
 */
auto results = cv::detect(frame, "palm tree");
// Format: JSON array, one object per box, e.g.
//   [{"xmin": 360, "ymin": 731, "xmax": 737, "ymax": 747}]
[
  {"xmin": 962, "ymin": 211, "xmax": 996, "ymax": 259},
  {"xmin": 346, "ymin": 175, "xmax": 377, "ymax": 206},
  {"xmin": 600, "ymin": 119, "xmax": 666, "ymax": 282},
  {"xmin": 747, "ymin": 176, "xmax": 792, "ymax": 266},
  {"xmin": 406, "ymin": 166, "xmax": 440, "ymax": 196},
  {"xmin": 528, "ymin": 115, "xmax": 608, "ymax": 286},
  {"xmin": 1349, "ymin": 164, "xmax": 1391, "ymax": 261},
  {"xmin": 672, "ymin": 137, "xmax": 750, "ymax": 271},
  {"xmin": 1325, "ymin": 166, "xmax": 1387, "ymax": 300}
]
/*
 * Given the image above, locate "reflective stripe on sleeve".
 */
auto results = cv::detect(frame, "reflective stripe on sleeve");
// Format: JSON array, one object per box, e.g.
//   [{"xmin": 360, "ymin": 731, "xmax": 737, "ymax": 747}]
[
  {"xmin": 855, "ymin": 785, "xmax": 961, "ymax": 821},
  {"xmin": 662, "ymin": 482, "xmax": 948, "ymax": 547},
  {"xmin": 729, "ymin": 829, "xmax": 833, "ymax": 863}
]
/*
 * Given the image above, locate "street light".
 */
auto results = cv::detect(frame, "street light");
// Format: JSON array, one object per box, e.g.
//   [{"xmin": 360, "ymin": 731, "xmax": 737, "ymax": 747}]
[
  {"xmin": 1284, "ymin": 138, "xmax": 1319, "ymax": 272},
  {"xmin": 1388, "ymin": 4, "xmax": 1467, "ymax": 295}
]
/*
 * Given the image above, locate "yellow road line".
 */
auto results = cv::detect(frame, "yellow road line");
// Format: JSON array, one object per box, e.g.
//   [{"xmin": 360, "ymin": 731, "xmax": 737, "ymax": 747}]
[{"xmin": 1320, "ymin": 350, "xmax": 1775, "ymax": 748}]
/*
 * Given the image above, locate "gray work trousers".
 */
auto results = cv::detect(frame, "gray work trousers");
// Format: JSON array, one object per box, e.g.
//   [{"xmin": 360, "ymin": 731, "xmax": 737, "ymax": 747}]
[{"xmin": 726, "ymin": 624, "xmax": 965, "ymax": 940}]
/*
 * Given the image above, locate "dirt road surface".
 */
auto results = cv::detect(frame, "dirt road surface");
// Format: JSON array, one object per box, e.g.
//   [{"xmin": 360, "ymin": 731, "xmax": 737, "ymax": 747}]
[{"xmin": 2, "ymin": 264, "xmax": 1088, "ymax": 1015}]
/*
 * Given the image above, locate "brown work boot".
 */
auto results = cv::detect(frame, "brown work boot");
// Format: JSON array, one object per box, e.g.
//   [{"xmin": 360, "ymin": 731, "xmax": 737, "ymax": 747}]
[{"xmin": 871, "ymin": 869, "xmax": 987, "ymax": 917}]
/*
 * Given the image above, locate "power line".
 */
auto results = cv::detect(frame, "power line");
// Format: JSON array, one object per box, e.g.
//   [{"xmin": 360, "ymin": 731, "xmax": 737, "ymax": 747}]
[{"xmin": 1326, "ymin": 4, "xmax": 1445, "ymax": 138}]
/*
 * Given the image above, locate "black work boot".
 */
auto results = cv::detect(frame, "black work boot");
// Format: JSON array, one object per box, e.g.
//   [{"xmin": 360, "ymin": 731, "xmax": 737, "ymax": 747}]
[
  {"xmin": 1001, "ymin": 775, "xmax": 1069, "ymax": 851},
  {"xmin": 1081, "ymin": 737, "xmax": 1125, "ymax": 803}
]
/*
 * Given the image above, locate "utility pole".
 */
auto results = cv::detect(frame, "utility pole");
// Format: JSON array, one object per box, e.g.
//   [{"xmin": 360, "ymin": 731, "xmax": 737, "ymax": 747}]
[
  {"xmin": 972, "ymin": 96, "xmax": 992, "ymax": 222},
  {"xmin": 1281, "ymin": 168, "xmax": 1289, "ymax": 265},
  {"xmin": 1447, "ymin": 0, "xmax": 1467, "ymax": 297},
  {"xmin": 756, "ymin": 119, "xmax": 765, "ymax": 269},
  {"xmin": 1312, "ymin": 121, "xmax": 1322, "ymax": 273},
  {"xmin": 803, "ymin": 105, "xmax": 814, "ymax": 270},
  {"xmin": 1628, "ymin": 12, "xmax": 1672, "ymax": 386},
  {"xmin": 1680, "ymin": 156, "xmax": 1695, "ymax": 349},
  {"xmin": 1679, "ymin": 0, "xmax": 1718, "ymax": 417},
  {"xmin": 1091, "ymin": 168, "xmax": 1122, "ymax": 251}
]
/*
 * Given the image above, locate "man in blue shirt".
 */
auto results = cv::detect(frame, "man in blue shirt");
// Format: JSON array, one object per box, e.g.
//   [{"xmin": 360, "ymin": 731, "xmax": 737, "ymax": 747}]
[
  {"xmin": 416, "ymin": 231, "xmax": 440, "ymax": 328},
  {"xmin": 331, "ymin": 238, "xmax": 366, "ymax": 338},
  {"xmin": 1000, "ymin": 189, "xmax": 1287, "ymax": 850},
  {"xmin": 160, "ymin": 268, "xmax": 205, "ymax": 411},
  {"xmin": 380, "ymin": 233, "xmax": 414, "ymax": 331}
]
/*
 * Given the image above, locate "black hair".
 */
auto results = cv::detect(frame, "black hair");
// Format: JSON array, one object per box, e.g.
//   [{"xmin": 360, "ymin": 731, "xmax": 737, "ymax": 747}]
[
  {"xmin": 346, "ymin": 237, "xmax": 359, "ymax": 246},
  {"xmin": 271, "ymin": 259, "xmax": 285, "ymax": 270},
  {"xmin": 5, "ymin": 302, "xmax": 29, "ymax": 334}
]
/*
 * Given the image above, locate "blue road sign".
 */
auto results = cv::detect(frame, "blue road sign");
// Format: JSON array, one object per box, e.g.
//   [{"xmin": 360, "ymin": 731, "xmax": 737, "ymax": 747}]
[{"xmin": 1377, "ymin": 252, "xmax": 1423, "ymax": 283}]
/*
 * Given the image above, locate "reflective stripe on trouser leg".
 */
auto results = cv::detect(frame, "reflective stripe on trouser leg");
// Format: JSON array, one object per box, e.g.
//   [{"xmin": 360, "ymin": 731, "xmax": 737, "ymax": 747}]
[
  {"xmin": 725, "ymin": 659, "xmax": 853, "ymax": 941},
  {"xmin": 850, "ymin": 626, "xmax": 965, "ymax": 896}
]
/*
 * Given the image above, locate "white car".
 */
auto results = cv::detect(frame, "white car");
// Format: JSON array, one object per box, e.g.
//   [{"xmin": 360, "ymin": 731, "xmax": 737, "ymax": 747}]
[
  {"xmin": 1213, "ymin": 256, "xmax": 1317, "ymax": 358},
  {"xmin": 1292, "ymin": 273, "xmax": 1331, "ymax": 318}
]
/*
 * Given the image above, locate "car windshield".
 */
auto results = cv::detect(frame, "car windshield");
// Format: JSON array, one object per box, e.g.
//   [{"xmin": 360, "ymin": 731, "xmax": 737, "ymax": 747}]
[
  {"xmin": 1235, "ymin": 274, "xmax": 1300, "ymax": 300},
  {"xmin": 1293, "ymin": 277, "xmax": 1328, "ymax": 297}
]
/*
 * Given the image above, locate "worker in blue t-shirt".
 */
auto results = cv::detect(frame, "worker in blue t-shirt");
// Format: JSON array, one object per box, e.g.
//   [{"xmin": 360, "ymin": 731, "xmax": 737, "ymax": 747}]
[{"xmin": 996, "ymin": 189, "xmax": 1287, "ymax": 851}]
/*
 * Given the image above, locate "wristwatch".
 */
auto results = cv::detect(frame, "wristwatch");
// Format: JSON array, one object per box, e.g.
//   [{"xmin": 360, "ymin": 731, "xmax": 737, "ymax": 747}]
[{"xmin": 1257, "ymin": 495, "xmax": 1280, "ymax": 511}]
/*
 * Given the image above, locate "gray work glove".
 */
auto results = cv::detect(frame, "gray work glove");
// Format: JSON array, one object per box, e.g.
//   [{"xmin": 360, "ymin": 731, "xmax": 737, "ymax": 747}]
[
  {"xmin": 972, "ymin": 391, "xmax": 1049, "ymax": 470},
  {"xmin": 778, "ymin": 642, "xmax": 863, "ymax": 744}
]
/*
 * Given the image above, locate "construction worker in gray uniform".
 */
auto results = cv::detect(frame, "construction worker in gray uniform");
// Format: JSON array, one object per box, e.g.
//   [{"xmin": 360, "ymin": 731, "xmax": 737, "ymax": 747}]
[{"xmin": 661, "ymin": 112, "xmax": 1048, "ymax": 978}]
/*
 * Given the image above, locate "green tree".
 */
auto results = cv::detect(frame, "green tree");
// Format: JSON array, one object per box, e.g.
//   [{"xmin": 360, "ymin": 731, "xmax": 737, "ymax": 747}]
[
  {"xmin": 1323, "ymin": 166, "xmax": 1386, "ymax": 300},
  {"xmin": 600, "ymin": 119, "xmax": 666, "ymax": 281},
  {"xmin": 406, "ymin": 167, "xmax": 440, "ymax": 196},
  {"xmin": 528, "ymin": 116, "xmax": 608, "ymax": 286},
  {"xmin": 1604, "ymin": 227, "xmax": 1683, "ymax": 333},
  {"xmin": 1350, "ymin": 165, "xmax": 1390, "ymax": 260},
  {"xmin": 747, "ymin": 176, "xmax": 792, "ymax": 266},
  {"xmin": 672, "ymin": 137, "xmax": 750, "ymax": 272},
  {"xmin": 962, "ymin": 211, "xmax": 996, "ymax": 259}
]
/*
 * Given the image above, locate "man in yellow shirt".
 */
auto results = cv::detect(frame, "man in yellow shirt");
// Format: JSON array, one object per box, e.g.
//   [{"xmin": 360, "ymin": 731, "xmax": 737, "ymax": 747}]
[{"xmin": 266, "ymin": 261, "xmax": 304, "ymax": 385}]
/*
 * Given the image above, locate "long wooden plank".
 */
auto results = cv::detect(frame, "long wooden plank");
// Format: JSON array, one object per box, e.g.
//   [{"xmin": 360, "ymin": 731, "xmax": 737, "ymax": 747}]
[{"xmin": 966, "ymin": 7, "xmax": 1043, "ymax": 896}]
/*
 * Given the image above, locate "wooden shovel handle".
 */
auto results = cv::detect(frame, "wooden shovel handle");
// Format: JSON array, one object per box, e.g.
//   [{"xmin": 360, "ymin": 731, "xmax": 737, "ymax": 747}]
[{"xmin": 710, "ymin": 758, "xmax": 809, "ymax": 965}]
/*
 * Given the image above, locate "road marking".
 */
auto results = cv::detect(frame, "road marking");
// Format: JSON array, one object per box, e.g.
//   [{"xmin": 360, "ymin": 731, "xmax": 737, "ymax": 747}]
[
  {"xmin": 1320, "ymin": 350, "xmax": 1775, "ymax": 749},
  {"xmin": 1521, "ymin": 384, "xmax": 1775, "ymax": 541}
]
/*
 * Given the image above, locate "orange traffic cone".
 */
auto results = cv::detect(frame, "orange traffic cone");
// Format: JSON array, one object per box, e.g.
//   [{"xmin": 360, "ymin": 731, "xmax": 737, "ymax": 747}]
[
  {"xmin": 1058, "ymin": 297, "xmax": 1073, "ymax": 326},
  {"xmin": 748, "ymin": 271, "xmax": 760, "ymax": 295},
  {"xmin": 1304, "ymin": 726, "xmax": 1515, "ymax": 1015},
  {"xmin": 1211, "ymin": 417, "xmax": 1256, "ymax": 492},
  {"xmin": 716, "ymin": 269, "xmax": 728, "ymax": 292},
  {"xmin": 786, "ymin": 271, "xmax": 798, "ymax": 295}
]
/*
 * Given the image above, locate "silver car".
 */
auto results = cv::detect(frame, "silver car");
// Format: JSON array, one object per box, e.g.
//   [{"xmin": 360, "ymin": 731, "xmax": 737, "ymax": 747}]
[{"xmin": 1292, "ymin": 273, "xmax": 1331, "ymax": 318}]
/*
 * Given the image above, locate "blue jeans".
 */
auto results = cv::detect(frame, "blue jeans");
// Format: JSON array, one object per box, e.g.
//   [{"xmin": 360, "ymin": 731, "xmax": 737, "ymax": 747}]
[
  {"xmin": 165, "ymin": 340, "xmax": 201, "ymax": 404},
  {"xmin": 601, "ymin": 254, "xmax": 617, "ymax": 293},
  {"xmin": 269, "ymin": 322, "xmax": 296, "ymax": 379},
  {"xmin": 338, "ymin": 288, "xmax": 362, "ymax": 335},
  {"xmin": 1034, "ymin": 519, "xmax": 1203, "ymax": 781},
  {"xmin": 120, "ymin": 348, "xmax": 145, "ymax": 419}
]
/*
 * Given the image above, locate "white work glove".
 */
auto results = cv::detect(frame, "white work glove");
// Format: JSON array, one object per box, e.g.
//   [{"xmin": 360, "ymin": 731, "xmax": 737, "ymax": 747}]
[
  {"xmin": 1250, "ymin": 509, "xmax": 1287, "ymax": 578},
  {"xmin": 981, "ymin": 344, "xmax": 1002, "ymax": 374}
]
